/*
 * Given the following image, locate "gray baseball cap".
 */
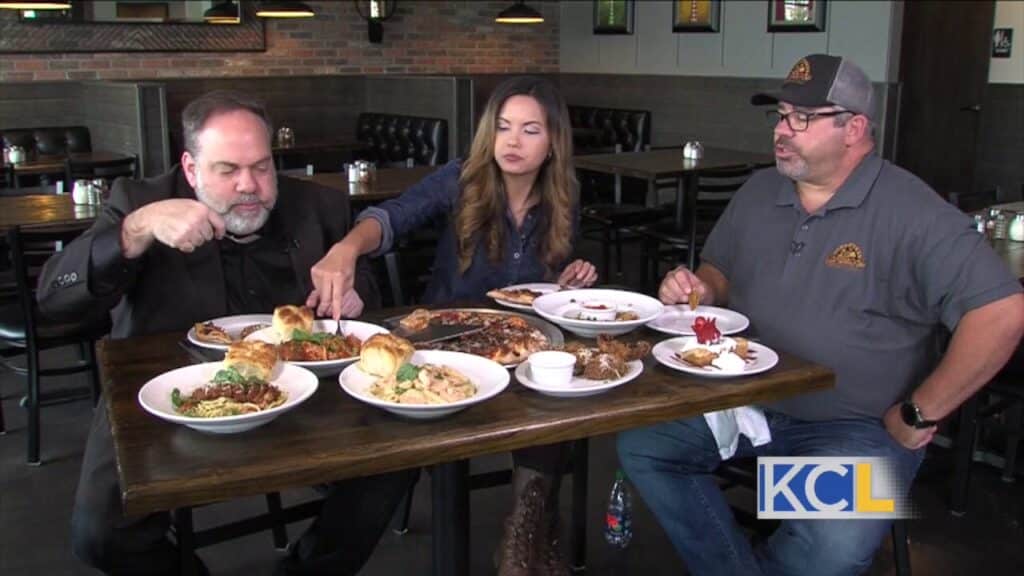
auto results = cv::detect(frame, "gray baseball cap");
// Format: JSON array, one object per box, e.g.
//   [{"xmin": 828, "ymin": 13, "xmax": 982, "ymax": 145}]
[{"xmin": 751, "ymin": 54, "xmax": 875, "ymax": 120}]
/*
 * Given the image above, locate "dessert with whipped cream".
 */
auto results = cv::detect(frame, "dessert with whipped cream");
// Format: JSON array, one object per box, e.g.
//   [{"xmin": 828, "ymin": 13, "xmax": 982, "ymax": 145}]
[{"xmin": 676, "ymin": 316, "xmax": 752, "ymax": 371}]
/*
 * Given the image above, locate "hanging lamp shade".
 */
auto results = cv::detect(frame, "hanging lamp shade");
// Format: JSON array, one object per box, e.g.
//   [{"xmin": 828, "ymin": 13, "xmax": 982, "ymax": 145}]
[
  {"xmin": 0, "ymin": 1, "xmax": 71, "ymax": 9},
  {"xmin": 495, "ymin": 0, "xmax": 543, "ymax": 24},
  {"xmin": 203, "ymin": 1, "xmax": 240, "ymax": 24},
  {"xmin": 256, "ymin": 1, "xmax": 315, "ymax": 18}
]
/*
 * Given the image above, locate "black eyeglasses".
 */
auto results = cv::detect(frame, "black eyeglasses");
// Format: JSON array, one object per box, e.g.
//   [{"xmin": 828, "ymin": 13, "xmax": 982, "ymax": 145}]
[{"xmin": 765, "ymin": 109, "xmax": 852, "ymax": 132}]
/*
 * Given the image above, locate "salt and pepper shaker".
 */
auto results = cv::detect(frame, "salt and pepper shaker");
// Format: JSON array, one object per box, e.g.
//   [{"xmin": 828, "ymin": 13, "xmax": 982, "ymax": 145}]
[
  {"xmin": 682, "ymin": 140, "xmax": 704, "ymax": 160},
  {"xmin": 1009, "ymin": 213, "xmax": 1024, "ymax": 242}
]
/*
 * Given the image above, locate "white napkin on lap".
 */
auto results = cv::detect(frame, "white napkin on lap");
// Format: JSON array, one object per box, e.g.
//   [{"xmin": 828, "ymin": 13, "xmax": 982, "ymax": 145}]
[{"xmin": 703, "ymin": 406, "xmax": 772, "ymax": 460}]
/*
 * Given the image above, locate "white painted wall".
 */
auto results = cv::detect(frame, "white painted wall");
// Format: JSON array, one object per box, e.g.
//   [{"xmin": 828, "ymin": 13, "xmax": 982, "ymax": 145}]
[
  {"xmin": 560, "ymin": 0, "xmax": 899, "ymax": 83},
  {"xmin": 989, "ymin": 0, "xmax": 1024, "ymax": 83}
]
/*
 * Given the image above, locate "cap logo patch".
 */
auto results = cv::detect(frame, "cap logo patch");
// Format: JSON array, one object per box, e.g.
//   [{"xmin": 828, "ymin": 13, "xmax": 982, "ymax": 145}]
[
  {"xmin": 825, "ymin": 242, "xmax": 866, "ymax": 269},
  {"xmin": 786, "ymin": 58, "xmax": 812, "ymax": 84}
]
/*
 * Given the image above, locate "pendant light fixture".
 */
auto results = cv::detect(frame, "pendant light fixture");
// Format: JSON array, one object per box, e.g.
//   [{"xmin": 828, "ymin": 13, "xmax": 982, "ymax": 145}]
[
  {"xmin": 495, "ymin": 0, "xmax": 543, "ymax": 25},
  {"xmin": 0, "ymin": 1, "xmax": 71, "ymax": 9},
  {"xmin": 256, "ymin": 1, "xmax": 315, "ymax": 19},
  {"xmin": 203, "ymin": 0, "xmax": 240, "ymax": 24}
]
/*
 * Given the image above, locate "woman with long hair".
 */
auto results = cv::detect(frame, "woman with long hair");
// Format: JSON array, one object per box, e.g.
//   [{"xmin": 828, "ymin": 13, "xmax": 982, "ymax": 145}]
[{"xmin": 310, "ymin": 76, "xmax": 595, "ymax": 574}]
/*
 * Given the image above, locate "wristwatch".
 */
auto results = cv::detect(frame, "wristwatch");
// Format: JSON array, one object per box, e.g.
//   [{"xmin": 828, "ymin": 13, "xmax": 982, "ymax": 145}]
[{"xmin": 900, "ymin": 401, "xmax": 937, "ymax": 429}]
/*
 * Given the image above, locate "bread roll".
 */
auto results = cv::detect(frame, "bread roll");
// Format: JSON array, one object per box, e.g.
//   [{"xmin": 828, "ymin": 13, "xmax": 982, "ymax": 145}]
[
  {"xmin": 224, "ymin": 341, "xmax": 278, "ymax": 381},
  {"xmin": 273, "ymin": 305, "xmax": 314, "ymax": 341},
  {"xmin": 359, "ymin": 333, "xmax": 415, "ymax": 377}
]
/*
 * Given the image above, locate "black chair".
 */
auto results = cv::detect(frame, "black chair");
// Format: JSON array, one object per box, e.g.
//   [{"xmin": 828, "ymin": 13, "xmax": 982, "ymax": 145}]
[
  {"xmin": 355, "ymin": 113, "xmax": 448, "ymax": 167},
  {"xmin": 948, "ymin": 187, "xmax": 999, "ymax": 214},
  {"xmin": 579, "ymin": 144, "xmax": 672, "ymax": 283},
  {"xmin": 0, "ymin": 225, "xmax": 111, "ymax": 464},
  {"xmin": 639, "ymin": 164, "xmax": 755, "ymax": 289},
  {"xmin": 64, "ymin": 153, "xmax": 140, "ymax": 190},
  {"xmin": 392, "ymin": 438, "xmax": 591, "ymax": 571},
  {"xmin": 949, "ymin": 311, "xmax": 1024, "ymax": 516},
  {"xmin": 717, "ymin": 458, "xmax": 912, "ymax": 575}
]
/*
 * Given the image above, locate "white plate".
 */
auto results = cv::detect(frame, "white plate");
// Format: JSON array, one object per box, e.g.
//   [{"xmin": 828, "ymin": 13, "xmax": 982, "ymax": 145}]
[
  {"xmin": 186, "ymin": 314, "xmax": 274, "ymax": 351},
  {"xmin": 488, "ymin": 283, "xmax": 564, "ymax": 311},
  {"xmin": 646, "ymin": 305, "xmax": 750, "ymax": 337},
  {"xmin": 515, "ymin": 360, "xmax": 643, "ymax": 398},
  {"xmin": 245, "ymin": 320, "xmax": 390, "ymax": 377},
  {"xmin": 652, "ymin": 336, "xmax": 779, "ymax": 378},
  {"xmin": 137, "ymin": 362, "xmax": 319, "ymax": 434},
  {"xmin": 338, "ymin": 350, "xmax": 509, "ymax": 420},
  {"xmin": 532, "ymin": 289, "xmax": 664, "ymax": 338}
]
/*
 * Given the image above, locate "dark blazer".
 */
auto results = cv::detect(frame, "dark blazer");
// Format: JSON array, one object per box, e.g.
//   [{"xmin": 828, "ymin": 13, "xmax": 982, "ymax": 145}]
[{"xmin": 37, "ymin": 166, "xmax": 380, "ymax": 339}]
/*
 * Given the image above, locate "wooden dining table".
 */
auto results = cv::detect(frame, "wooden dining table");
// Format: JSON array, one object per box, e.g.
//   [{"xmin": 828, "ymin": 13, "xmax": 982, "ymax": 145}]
[
  {"xmin": 574, "ymin": 146, "xmax": 773, "ymax": 270},
  {"xmin": 0, "ymin": 192, "xmax": 96, "ymax": 232},
  {"xmin": 100, "ymin": 311, "xmax": 834, "ymax": 576},
  {"xmin": 271, "ymin": 139, "xmax": 366, "ymax": 170},
  {"xmin": 7, "ymin": 150, "xmax": 134, "ymax": 187},
  {"xmin": 295, "ymin": 165, "xmax": 435, "ymax": 205}
]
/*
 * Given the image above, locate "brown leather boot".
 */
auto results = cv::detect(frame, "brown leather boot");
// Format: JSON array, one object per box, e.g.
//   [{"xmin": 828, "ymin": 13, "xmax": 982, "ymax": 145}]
[
  {"xmin": 496, "ymin": 469, "xmax": 550, "ymax": 576},
  {"xmin": 535, "ymin": 513, "xmax": 571, "ymax": 576}
]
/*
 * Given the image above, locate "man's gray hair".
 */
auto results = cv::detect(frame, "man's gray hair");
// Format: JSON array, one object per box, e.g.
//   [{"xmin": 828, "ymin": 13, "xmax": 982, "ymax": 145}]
[{"xmin": 181, "ymin": 90, "xmax": 273, "ymax": 155}]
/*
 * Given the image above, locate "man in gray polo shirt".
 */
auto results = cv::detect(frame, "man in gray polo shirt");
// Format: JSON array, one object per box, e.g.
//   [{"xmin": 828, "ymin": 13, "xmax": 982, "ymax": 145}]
[{"xmin": 618, "ymin": 54, "xmax": 1024, "ymax": 575}]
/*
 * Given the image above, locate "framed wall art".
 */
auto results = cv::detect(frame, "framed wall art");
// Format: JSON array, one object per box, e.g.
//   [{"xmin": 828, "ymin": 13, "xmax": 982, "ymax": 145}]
[
  {"xmin": 593, "ymin": 0, "xmax": 634, "ymax": 35},
  {"xmin": 767, "ymin": 0, "xmax": 826, "ymax": 33},
  {"xmin": 673, "ymin": 0, "xmax": 720, "ymax": 33}
]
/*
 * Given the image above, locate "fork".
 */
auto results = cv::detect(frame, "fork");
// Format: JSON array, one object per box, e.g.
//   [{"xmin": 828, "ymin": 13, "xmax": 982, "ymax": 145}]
[{"xmin": 335, "ymin": 319, "xmax": 343, "ymax": 335}]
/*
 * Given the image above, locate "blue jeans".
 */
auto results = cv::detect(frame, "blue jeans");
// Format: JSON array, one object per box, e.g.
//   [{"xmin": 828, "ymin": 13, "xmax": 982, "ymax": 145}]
[{"xmin": 617, "ymin": 410, "xmax": 924, "ymax": 576}]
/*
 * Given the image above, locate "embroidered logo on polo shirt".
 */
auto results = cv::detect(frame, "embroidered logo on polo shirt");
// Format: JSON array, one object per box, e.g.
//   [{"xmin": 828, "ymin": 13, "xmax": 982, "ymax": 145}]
[
  {"xmin": 786, "ymin": 58, "xmax": 812, "ymax": 84},
  {"xmin": 826, "ymin": 243, "xmax": 866, "ymax": 269}
]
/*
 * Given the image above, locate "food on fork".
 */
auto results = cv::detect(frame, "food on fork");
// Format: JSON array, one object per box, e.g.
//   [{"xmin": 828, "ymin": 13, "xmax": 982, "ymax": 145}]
[
  {"xmin": 272, "ymin": 305, "xmax": 314, "ymax": 341},
  {"xmin": 358, "ymin": 333, "xmax": 415, "ymax": 378},
  {"xmin": 399, "ymin": 308, "xmax": 432, "ymax": 332},
  {"xmin": 688, "ymin": 290, "xmax": 699, "ymax": 311},
  {"xmin": 224, "ymin": 341, "xmax": 279, "ymax": 381},
  {"xmin": 193, "ymin": 321, "xmax": 232, "ymax": 345}
]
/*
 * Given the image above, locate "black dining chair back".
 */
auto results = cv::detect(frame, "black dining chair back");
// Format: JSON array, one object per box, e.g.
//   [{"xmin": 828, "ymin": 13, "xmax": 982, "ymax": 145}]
[
  {"xmin": 0, "ymin": 225, "xmax": 110, "ymax": 463},
  {"xmin": 64, "ymin": 154, "xmax": 140, "ymax": 189}
]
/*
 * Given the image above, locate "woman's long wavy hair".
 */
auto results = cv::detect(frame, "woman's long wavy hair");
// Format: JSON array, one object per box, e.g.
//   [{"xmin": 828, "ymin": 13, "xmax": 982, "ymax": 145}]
[{"xmin": 455, "ymin": 76, "xmax": 577, "ymax": 275}]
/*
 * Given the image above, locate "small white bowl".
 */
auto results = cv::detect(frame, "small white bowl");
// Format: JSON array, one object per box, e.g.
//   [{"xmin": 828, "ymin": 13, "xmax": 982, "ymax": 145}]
[
  {"xmin": 575, "ymin": 300, "xmax": 618, "ymax": 322},
  {"xmin": 528, "ymin": 351, "xmax": 576, "ymax": 388}
]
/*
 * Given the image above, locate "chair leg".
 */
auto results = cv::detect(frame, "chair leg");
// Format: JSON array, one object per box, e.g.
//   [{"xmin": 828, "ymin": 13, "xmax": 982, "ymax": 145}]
[
  {"xmin": 393, "ymin": 468, "xmax": 420, "ymax": 535},
  {"xmin": 892, "ymin": 519, "xmax": 911, "ymax": 576},
  {"xmin": 950, "ymin": 394, "xmax": 980, "ymax": 516},
  {"xmin": 265, "ymin": 492, "xmax": 289, "ymax": 551},
  {"xmin": 384, "ymin": 251, "xmax": 405, "ymax": 308},
  {"xmin": 1001, "ymin": 400, "xmax": 1022, "ymax": 483},
  {"xmin": 26, "ymin": 346, "xmax": 41, "ymax": 465},
  {"xmin": 570, "ymin": 439, "xmax": 589, "ymax": 572}
]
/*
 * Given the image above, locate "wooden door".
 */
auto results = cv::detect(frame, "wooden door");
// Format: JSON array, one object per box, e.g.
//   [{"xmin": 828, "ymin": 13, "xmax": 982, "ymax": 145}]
[{"xmin": 894, "ymin": 1, "xmax": 995, "ymax": 199}]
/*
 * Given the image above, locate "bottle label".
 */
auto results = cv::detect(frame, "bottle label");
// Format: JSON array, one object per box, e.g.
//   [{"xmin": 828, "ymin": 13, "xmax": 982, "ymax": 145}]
[{"xmin": 605, "ymin": 513, "xmax": 621, "ymax": 531}]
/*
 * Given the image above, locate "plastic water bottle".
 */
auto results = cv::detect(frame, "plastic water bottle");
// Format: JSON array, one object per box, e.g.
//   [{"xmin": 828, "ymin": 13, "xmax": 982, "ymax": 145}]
[{"xmin": 604, "ymin": 469, "xmax": 633, "ymax": 549}]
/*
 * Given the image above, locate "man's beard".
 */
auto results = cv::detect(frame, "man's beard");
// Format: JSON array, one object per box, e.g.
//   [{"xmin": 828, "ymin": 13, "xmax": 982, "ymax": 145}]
[
  {"xmin": 774, "ymin": 138, "xmax": 809, "ymax": 181},
  {"xmin": 194, "ymin": 171, "xmax": 274, "ymax": 236}
]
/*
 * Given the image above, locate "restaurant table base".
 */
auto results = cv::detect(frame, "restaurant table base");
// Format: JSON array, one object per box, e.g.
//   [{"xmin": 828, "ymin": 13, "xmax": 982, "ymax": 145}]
[
  {"xmin": 174, "ymin": 496, "xmax": 324, "ymax": 575},
  {"xmin": 431, "ymin": 459, "xmax": 469, "ymax": 576}
]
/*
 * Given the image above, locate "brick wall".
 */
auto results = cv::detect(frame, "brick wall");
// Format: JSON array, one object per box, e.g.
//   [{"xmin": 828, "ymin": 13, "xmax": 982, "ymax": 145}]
[{"xmin": 0, "ymin": 1, "xmax": 559, "ymax": 82}]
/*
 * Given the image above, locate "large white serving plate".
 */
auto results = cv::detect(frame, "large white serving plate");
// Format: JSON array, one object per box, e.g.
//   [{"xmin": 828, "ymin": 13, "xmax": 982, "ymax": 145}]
[
  {"xmin": 646, "ymin": 305, "xmax": 750, "ymax": 337},
  {"xmin": 531, "ymin": 289, "xmax": 663, "ymax": 338},
  {"xmin": 338, "ymin": 350, "xmax": 509, "ymax": 420},
  {"xmin": 515, "ymin": 360, "xmax": 643, "ymax": 398},
  {"xmin": 652, "ymin": 336, "xmax": 779, "ymax": 378},
  {"xmin": 245, "ymin": 320, "xmax": 389, "ymax": 377},
  {"xmin": 138, "ymin": 362, "xmax": 319, "ymax": 434},
  {"xmin": 488, "ymin": 282, "xmax": 563, "ymax": 312},
  {"xmin": 186, "ymin": 314, "xmax": 274, "ymax": 351}
]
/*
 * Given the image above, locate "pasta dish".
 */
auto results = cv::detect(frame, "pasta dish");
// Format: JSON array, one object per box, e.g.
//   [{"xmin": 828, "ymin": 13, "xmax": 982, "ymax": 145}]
[
  {"xmin": 172, "ymin": 367, "xmax": 287, "ymax": 417},
  {"xmin": 369, "ymin": 362, "xmax": 476, "ymax": 405},
  {"xmin": 279, "ymin": 329, "xmax": 363, "ymax": 361}
]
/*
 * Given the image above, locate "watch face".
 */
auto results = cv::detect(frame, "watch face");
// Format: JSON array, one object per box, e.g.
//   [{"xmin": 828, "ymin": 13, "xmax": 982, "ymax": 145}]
[{"xmin": 900, "ymin": 402, "xmax": 918, "ymax": 426}]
